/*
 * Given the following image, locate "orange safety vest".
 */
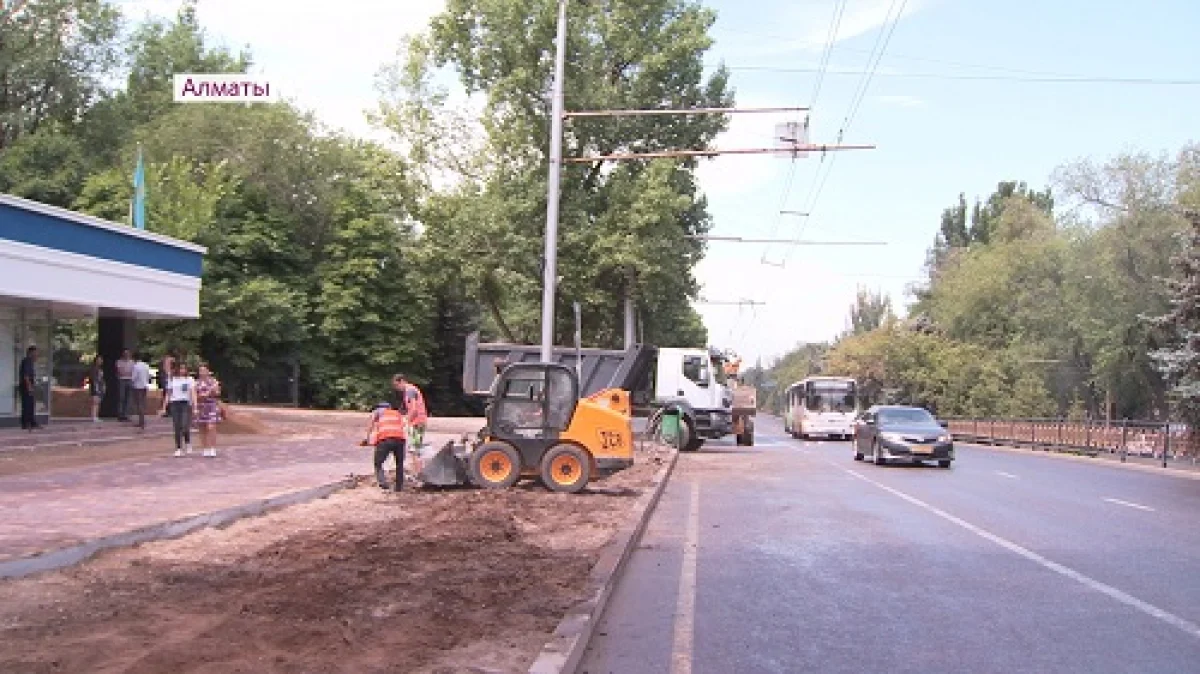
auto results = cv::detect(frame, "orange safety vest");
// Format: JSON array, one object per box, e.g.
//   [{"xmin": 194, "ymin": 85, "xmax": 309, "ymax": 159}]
[{"xmin": 368, "ymin": 409, "xmax": 407, "ymax": 444}]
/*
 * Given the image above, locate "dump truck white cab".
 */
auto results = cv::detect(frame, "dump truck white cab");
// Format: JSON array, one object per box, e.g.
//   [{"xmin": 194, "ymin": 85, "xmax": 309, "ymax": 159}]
[{"xmin": 652, "ymin": 347, "xmax": 734, "ymax": 448}]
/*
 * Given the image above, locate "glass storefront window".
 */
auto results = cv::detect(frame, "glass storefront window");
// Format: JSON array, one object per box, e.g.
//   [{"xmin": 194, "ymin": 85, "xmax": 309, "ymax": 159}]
[
  {"xmin": 2, "ymin": 306, "xmax": 54, "ymax": 418},
  {"xmin": 1, "ymin": 306, "xmax": 16, "ymax": 417}
]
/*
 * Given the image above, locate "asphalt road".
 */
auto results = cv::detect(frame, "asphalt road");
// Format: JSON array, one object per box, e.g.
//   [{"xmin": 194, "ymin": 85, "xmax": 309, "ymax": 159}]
[{"xmin": 580, "ymin": 416, "xmax": 1200, "ymax": 674}]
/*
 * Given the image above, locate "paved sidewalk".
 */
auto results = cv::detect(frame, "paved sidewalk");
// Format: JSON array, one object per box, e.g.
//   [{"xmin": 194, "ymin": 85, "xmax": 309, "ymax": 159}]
[
  {"xmin": 0, "ymin": 417, "xmax": 175, "ymax": 452},
  {"xmin": 0, "ymin": 433, "xmax": 451, "ymax": 565}
]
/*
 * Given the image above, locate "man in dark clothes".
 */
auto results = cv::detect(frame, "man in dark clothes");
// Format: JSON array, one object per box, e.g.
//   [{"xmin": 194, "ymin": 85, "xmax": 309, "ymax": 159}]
[{"xmin": 20, "ymin": 346, "xmax": 39, "ymax": 430}]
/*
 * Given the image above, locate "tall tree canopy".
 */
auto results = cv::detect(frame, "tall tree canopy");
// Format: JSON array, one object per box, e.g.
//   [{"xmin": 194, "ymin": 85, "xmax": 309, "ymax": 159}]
[{"xmin": 377, "ymin": 0, "xmax": 733, "ymax": 349}]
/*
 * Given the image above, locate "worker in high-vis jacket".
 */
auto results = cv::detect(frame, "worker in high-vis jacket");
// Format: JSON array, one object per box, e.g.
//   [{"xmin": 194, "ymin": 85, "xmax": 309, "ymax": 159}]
[{"xmin": 362, "ymin": 402, "xmax": 408, "ymax": 491}]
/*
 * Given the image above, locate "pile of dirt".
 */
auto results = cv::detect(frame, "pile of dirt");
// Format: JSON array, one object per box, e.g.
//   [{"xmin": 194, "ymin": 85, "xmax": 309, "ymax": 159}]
[
  {"xmin": 0, "ymin": 443, "xmax": 674, "ymax": 674},
  {"xmin": 218, "ymin": 405, "xmax": 271, "ymax": 435}
]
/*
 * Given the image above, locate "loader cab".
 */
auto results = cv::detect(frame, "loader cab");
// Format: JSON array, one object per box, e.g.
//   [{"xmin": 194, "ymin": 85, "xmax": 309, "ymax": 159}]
[{"xmin": 488, "ymin": 363, "xmax": 578, "ymax": 446}]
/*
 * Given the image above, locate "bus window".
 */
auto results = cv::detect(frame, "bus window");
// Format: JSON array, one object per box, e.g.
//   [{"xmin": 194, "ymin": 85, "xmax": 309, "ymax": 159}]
[{"xmin": 805, "ymin": 384, "xmax": 856, "ymax": 413}]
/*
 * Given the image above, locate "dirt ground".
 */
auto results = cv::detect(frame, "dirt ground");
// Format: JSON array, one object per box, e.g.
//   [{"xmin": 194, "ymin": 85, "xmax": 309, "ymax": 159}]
[{"xmin": 0, "ymin": 440, "xmax": 673, "ymax": 674}]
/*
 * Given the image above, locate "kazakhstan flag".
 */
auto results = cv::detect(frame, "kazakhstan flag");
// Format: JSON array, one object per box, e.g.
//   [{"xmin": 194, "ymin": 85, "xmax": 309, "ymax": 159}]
[{"xmin": 131, "ymin": 146, "xmax": 146, "ymax": 230}]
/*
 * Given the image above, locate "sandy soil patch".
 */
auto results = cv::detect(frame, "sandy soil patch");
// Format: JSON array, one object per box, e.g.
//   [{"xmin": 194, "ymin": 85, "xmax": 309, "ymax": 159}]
[{"xmin": 0, "ymin": 441, "xmax": 674, "ymax": 674}]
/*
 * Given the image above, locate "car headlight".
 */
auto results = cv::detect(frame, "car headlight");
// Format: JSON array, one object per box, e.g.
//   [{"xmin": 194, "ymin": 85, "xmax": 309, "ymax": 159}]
[
  {"xmin": 938, "ymin": 434, "xmax": 951, "ymax": 443},
  {"xmin": 881, "ymin": 432, "xmax": 906, "ymax": 443}
]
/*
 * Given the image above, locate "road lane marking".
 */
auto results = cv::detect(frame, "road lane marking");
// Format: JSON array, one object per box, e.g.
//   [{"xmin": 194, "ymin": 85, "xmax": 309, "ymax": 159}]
[
  {"xmin": 670, "ymin": 481, "xmax": 701, "ymax": 674},
  {"xmin": 1104, "ymin": 498, "xmax": 1156, "ymax": 512},
  {"xmin": 839, "ymin": 466, "xmax": 1200, "ymax": 641},
  {"xmin": 996, "ymin": 471, "xmax": 1018, "ymax": 479}
]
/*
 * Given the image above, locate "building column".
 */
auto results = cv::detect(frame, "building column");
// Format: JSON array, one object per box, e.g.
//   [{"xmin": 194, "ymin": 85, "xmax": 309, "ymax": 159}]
[{"xmin": 98, "ymin": 315, "xmax": 137, "ymax": 419}]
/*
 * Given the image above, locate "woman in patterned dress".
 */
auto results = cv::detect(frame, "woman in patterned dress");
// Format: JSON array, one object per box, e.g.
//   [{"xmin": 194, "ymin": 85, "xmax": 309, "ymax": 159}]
[{"xmin": 195, "ymin": 363, "xmax": 223, "ymax": 458}]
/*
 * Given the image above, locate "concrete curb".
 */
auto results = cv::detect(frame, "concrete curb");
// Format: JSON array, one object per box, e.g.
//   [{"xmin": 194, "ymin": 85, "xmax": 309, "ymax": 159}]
[
  {"xmin": 0, "ymin": 476, "xmax": 358, "ymax": 580},
  {"xmin": 527, "ymin": 448, "xmax": 681, "ymax": 674},
  {"xmin": 964, "ymin": 442, "xmax": 1200, "ymax": 481}
]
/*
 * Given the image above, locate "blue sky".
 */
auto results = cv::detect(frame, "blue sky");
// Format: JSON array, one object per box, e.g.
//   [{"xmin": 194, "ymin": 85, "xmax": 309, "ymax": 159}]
[{"xmin": 119, "ymin": 0, "xmax": 1200, "ymax": 365}]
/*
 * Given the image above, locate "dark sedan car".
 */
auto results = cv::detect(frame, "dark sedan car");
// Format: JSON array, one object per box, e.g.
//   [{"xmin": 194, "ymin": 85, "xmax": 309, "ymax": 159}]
[{"xmin": 853, "ymin": 405, "xmax": 954, "ymax": 468}]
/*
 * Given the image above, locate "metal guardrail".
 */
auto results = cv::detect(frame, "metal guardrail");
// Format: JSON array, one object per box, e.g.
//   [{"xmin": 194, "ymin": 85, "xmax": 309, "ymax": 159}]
[{"xmin": 946, "ymin": 418, "xmax": 1197, "ymax": 465}]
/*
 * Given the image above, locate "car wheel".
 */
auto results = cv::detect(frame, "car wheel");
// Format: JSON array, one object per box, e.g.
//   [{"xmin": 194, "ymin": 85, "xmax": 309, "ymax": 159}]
[
  {"xmin": 938, "ymin": 459, "xmax": 952, "ymax": 469},
  {"xmin": 873, "ymin": 440, "xmax": 886, "ymax": 466}
]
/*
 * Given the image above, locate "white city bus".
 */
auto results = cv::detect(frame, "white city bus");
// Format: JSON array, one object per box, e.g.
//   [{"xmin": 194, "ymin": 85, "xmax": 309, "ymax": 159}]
[{"xmin": 783, "ymin": 376, "xmax": 858, "ymax": 441}]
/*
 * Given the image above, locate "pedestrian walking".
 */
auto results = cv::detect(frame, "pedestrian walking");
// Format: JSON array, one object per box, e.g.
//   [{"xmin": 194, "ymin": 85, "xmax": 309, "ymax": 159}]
[
  {"xmin": 362, "ymin": 402, "xmax": 407, "ymax": 491},
  {"xmin": 116, "ymin": 349, "xmax": 134, "ymax": 421},
  {"xmin": 88, "ymin": 355, "xmax": 106, "ymax": 423},
  {"xmin": 166, "ymin": 361, "xmax": 197, "ymax": 457},
  {"xmin": 130, "ymin": 352, "xmax": 152, "ymax": 429},
  {"xmin": 393, "ymin": 373, "xmax": 428, "ymax": 449},
  {"xmin": 19, "ymin": 345, "xmax": 39, "ymax": 430},
  {"xmin": 195, "ymin": 363, "xmax": 222, "ymax": 458}
]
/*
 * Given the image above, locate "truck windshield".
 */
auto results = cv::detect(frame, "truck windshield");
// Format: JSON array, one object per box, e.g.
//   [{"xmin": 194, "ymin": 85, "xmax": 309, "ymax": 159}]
[{"xmin": 711, "ymin": 357, "xmax": 728, "ymax": 386}]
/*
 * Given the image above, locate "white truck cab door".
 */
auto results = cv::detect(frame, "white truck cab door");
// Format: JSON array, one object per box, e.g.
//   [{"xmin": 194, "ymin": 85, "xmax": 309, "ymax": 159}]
[{"xmin": 656, "ymin": 349, "xmax": 719, "ymax": 409}]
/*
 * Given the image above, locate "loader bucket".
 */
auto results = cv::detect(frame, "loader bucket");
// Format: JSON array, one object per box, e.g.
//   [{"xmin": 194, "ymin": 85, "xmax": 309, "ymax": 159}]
[{"xmin": 417, "ymin": 440, "xmax": 469, "ymax": 487}]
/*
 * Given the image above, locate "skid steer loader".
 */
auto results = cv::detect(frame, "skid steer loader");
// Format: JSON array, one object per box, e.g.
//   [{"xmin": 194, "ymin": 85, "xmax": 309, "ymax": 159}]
[{"xmin": 416, "ymin": 362, "xmax": 634, "ymax": 494}]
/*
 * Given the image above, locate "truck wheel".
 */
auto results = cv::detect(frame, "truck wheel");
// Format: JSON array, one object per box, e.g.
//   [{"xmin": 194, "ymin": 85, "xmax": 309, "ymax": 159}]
[
  {"xmin": 540, "ymin": 444, "xmax": 591, "ymax": 493},
  {"xmin": 681, "ymin": 418, "xmax": 703, "ymax": 452},
  {"xmin": 469, "ymin": 441, "xmax": 521, "ymax": 489},
  {"xmin": 737, "ymin": 420, "xmax": 755, "ymax": 446}
]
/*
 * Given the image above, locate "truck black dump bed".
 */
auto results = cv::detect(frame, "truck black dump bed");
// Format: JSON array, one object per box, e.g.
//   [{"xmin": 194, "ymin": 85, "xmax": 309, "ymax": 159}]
[{"xmin": 462, "ymin": 332, "xmax": 657, "ymax": 413}]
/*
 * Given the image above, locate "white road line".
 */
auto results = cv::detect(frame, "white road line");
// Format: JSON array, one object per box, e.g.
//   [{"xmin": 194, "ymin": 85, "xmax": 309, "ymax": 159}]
[
  {"xmin": 996, "ymin": 471, "xmax": 1018, "ymax": 479},
  {"xmin": 1104, "ymin": 498, "xmax": 1156, "ymax": 512},
  {"xmin": 670, "ymin": 481, "xmax": 701, "ymax": 674},
  {"xmin": 839, "ymin": 465, "xmax": 1200, "ymax": 641}
]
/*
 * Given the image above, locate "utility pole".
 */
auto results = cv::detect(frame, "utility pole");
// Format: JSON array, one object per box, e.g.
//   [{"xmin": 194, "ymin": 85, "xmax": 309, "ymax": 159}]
[{"xmin": 540, "ymin": 0, "xmax": 569, "ymax": 363}]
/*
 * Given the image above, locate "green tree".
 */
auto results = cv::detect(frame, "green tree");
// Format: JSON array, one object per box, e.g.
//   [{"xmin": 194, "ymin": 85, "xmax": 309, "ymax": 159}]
[
  {"xmin": 0, "ymin": 0, "xmax": 120, "ymax": 150},
  {"xmin": 0, "ymin": 128, "xmax": 88, "ymax": 206},
  {"xmin": 379, "ymin": 0, "xmax": 732, "ymax": 349},
  {"xmin": 845, "ymin": 287, "xmax": 892, "ymax": 337},
  {"xmin": 1147, "ymin": 209, "xmax": 1200, "ymax": 452}
]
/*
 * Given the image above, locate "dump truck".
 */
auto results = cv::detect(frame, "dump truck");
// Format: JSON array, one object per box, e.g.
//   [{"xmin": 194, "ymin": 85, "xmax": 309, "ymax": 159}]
[
  {"xmin": 721, "ymin": 351, "xmax": 758, "ymax": 446},
  {"xmin": 460, "ymin": 332, "xmax": 753, "ymax": 450}
]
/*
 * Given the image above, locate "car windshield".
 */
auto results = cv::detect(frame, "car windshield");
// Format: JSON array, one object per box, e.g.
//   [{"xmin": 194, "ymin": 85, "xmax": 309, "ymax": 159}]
[{"xmin": 877, "ymin": 408, "xmax": 936, "ymax": 425}]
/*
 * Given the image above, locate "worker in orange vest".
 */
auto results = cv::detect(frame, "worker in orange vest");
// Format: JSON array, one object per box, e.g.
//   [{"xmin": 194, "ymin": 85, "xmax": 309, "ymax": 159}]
[{"xmin": 362, "ymin": 402, "xmax": 408, "ymax": 491}]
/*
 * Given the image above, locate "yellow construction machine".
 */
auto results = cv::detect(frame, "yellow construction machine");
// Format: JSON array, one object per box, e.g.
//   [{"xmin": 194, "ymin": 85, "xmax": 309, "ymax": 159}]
[{"xmin": 417, "ymin": 362, "xmax": 634, "ymax": 494}]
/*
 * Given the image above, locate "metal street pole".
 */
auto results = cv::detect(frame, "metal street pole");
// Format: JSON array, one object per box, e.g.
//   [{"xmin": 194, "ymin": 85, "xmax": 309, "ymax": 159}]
[{"xmin": 540, "ymin": 0, "xmax": 569, "ymax": 363}]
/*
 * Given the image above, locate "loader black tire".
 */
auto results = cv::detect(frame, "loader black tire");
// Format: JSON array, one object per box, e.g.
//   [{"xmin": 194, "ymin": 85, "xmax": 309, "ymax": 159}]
[
  {"xmin": 540, "ymin": 444, "xmax": 591, "ymax": 494},
  {"xmin": 469, "ymin": 441, "xmax": 521, "ymax": 490}
]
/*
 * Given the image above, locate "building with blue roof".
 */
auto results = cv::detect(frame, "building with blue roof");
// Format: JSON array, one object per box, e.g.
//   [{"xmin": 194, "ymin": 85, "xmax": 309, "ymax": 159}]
[{"xmin": 0, "ymin": 193, "xmax": 206, "ymax": 427}]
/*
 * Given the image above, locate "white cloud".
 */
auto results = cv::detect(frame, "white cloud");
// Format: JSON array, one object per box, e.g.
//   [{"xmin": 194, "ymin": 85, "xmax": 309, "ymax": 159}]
[
  {"xmin": 726, "ymin": 0, "xmax": 930, "ymax": 59},
  {"xmin": 874, "ymin": 94, "xmax": 926, "ymax": 108},
  {"xmin": 116, "ymin": 0, "xmax": 447, "ymax": 139}
]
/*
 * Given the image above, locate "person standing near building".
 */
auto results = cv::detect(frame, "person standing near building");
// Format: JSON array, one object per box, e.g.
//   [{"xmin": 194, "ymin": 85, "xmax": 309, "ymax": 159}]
[
  {"xmin": 19, "ymin": 346, "xmax": 39, "ymax": 431},
  {"xmin": 88, "ymin": 355, "xmax": 106, "ymax": 423},
  {"xmin": 116, "ymin": 349, "xmax": 134, "ymax": 421},
  {"xmin": 194, "ymin": 363, "xmax": 222, "ymax": 458},
  {"xmin": 130, "ymin": 352, "xmax": 152, "ymax": 429},
  {"xmin": 166, "ymin": 361, "xmax": 197, "ymax": 457},
  {"xmin": 362, "ymin": 402, "xmax": 407, "ymax": 491},
  {"xmin": 393, "ymin": 373, "xmax": 428, "ymax": 449},
  {"xmin": 159, "ymin": 352, "xmax": 175, "ymax": 417}
]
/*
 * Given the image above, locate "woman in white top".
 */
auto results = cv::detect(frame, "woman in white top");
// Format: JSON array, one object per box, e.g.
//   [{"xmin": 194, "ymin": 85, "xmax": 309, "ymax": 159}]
[{"xmin": 166, "ymin": 362, "xmax": 198, "ymax": 457}]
